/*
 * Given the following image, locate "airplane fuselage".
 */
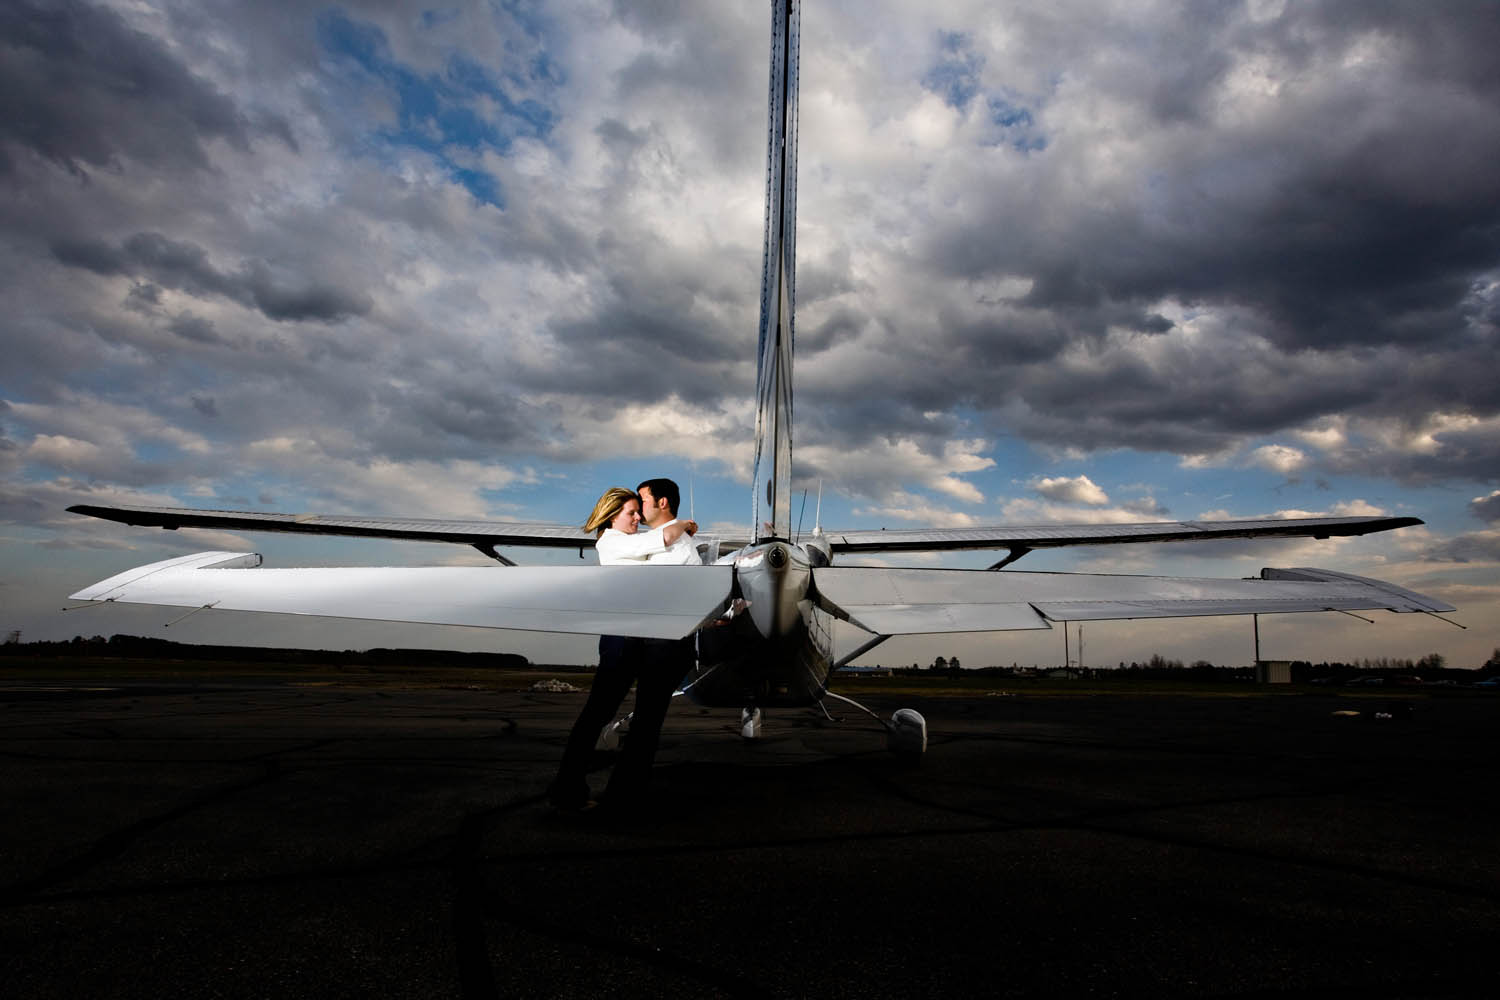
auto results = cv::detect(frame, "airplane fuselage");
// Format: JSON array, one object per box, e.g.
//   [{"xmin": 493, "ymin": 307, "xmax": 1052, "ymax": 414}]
[{"xmin": 686, "ymin": 535, "xmax": 836, "ymax": 708}]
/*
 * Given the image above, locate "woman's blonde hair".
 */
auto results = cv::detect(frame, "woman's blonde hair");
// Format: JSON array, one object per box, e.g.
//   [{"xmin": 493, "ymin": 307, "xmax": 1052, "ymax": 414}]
[{"xmin": 583, "ymin": 486, "xmax": 638, "ymax": 536}]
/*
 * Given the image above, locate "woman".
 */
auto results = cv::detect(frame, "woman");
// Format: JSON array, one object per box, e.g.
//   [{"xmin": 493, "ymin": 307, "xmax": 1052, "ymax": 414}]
[{"xmin": 548, "ymin": 486, "xmax": 697, "ymax": 811}]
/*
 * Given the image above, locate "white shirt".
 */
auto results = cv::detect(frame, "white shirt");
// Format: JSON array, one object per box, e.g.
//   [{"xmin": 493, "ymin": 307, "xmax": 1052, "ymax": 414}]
[{"xmin": 645, "ymin": 518, "xmax": 704, "ymax": 565}]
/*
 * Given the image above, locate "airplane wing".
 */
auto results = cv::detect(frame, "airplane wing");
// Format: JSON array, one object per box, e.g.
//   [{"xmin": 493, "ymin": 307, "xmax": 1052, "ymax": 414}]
[
  {"xmin": 811, "ymin": 565, "xmax": 1454, "ymax": 636},
  {"xmin": 822, "ymin": 516, "xmax": 1422, "ymax": 567},
  {"xmin": 69, "ymin": 551, "xmax": 734, "ymax": 640}
]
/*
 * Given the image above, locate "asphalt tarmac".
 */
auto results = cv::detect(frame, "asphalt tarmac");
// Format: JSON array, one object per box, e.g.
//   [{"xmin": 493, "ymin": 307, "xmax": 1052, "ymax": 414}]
[{"xmin": 2, "ymin": 677, "xmax": 1498, "ymax": 998}]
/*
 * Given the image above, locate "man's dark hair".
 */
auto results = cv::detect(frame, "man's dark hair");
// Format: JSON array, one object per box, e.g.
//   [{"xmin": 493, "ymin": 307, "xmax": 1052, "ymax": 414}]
[{"xmin": 637, "ymin": 478, "xmax": 681, "ymax": 517}]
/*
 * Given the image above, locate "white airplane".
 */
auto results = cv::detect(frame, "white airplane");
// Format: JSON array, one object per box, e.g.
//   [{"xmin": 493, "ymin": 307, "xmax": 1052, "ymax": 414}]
[{"xmin": 67, "ymin": 0, "xmax": 1453, "ymax": 753}]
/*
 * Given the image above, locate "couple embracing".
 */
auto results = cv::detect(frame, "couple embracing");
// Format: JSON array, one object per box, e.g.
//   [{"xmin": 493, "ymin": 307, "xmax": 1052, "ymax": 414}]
[{"xmin": 548, "ymin": 478, "xmax": 702, "ymax": 813}]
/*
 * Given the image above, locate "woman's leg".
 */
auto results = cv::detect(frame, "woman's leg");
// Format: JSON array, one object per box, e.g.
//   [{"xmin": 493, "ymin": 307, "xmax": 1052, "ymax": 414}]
[
  {"xmin": 548, "ymin": 635, "xmax": 638, "ymax": 808},
  {"xmin": 604, "ymin": 636, "xmax": 694, "ymax": 802}
]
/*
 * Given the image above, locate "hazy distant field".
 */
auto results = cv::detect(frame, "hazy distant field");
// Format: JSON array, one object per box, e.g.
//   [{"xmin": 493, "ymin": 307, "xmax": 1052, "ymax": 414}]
[{"xmin": 1, "ymin": 652, "xmax": 1459, "ymax": 701}]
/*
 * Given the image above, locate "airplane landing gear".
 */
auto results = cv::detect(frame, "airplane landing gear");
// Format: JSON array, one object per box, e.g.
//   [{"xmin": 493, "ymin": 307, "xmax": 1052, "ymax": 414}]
[
  {"xmin": 599, "ymin": 712, "xmax": 632, "ymax": 751},
  {"xmin": 740, "ymin": 706, "xmax": 763, "ymax": 739},
  {"xmin": 822, "ymin": 691, "xmax": 927, "ymax": 756},
  {"xmin": 887, "ymin": 707, "xmax": 927, "ymax": 756}
]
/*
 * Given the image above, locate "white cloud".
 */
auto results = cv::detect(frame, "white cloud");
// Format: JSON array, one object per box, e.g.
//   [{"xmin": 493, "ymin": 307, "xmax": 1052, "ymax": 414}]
[
  {"xmin": 1031, "ymin": 474, "xmax": 1108, "ymax": 505},
  {"xmin": 1247, "ymin": 444, "xmax": 1307, "ymax": 476},
  {"xmin": 1295, "ymin": 422, "xmax": 1347, "ymax": 452},
  {"xmin": 1329, "ymin": 499, "xmax": 1387, "ymax": 517},
  {"xmin": 997, "ymin": 497, "xmax": 1152, "ymax": 526},
  {"xmin": 26, "ymin": 435, "xmax": 107, "ymax": 471}
]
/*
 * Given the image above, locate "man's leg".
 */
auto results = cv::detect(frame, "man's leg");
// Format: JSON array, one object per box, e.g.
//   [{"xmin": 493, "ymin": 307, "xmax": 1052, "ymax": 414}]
[
  {"xmin": 548, "ymin": 635, "xmax": 639, "ymax": 809},
  {"xmin": 603, "ymin": 636, "xmax": 694, "ymax": 802}
]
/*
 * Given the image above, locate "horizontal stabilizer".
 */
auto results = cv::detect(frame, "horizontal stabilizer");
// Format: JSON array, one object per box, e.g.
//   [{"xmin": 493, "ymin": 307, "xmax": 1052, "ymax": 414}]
[
  {"xmin": 67, "ymin": 504, "xmax": 594, "ymax": 550},
  {"xmin": 69, "ymin": 507, "xmax": 1423, "ymax": 565},
  {"xmin": 71, "ymin": 552, "xmax": 734, "ymax": 640},
  {"xmin": 823, "ymin": 515, "xmax": 1423, "ymax": 557},
  {"xmin": 812, "ymin": 565, "xmax": 1452, "ymax": 636}
]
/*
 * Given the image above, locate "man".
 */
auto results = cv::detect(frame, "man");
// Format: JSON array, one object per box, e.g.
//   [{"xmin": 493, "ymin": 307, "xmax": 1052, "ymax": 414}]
[{"xmin": 637, "ymin": 478, "xmax": 704, "ymax": 565}]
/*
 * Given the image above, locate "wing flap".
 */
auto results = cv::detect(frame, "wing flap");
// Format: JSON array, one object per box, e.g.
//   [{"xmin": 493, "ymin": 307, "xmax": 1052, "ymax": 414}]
[
  {"xmin": 808, "ymin": 567, "xmax": 1051, "ymax": 634},
  {"xmin": 813, "ymin": 565, "xmax": 1452, "ymax": 636},
  {"xmin": 70, "ymin": 552, "xmax": 734, "ymax": 640}
]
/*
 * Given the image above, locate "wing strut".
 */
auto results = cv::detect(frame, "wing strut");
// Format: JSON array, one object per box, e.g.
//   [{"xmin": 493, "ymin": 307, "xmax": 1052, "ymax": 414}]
[
  {"xmin": 472, "ymin": 542, "xmax": 517, "ymax": 566},
  {"xmin": 987, "ymin": 546, "xmax": 1031, "ymax": 570},
  {"xmin": 835, "ymin": 632, "xmax": 890, "ymax": 669}
]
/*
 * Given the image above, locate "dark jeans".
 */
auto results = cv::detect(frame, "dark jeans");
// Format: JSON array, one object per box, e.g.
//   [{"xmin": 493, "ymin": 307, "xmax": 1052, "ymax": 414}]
[{"xmin": 549, "ymin": 634, "xmax": 695, "ymax": 807}]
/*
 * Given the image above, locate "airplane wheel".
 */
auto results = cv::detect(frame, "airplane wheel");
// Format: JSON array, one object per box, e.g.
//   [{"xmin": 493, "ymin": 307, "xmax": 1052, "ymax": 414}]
[{"xmin": 887, "ymin": 708, "xmax": 927, "ymax": 755}]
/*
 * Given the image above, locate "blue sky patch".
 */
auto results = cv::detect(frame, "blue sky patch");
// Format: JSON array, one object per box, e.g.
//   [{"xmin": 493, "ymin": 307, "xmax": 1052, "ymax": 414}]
[
  {"xmin": 922, "ymin": 31, "xmax": 983, "ymax": 110},
  {"xmin": 316, "ymin": 10, "xmax": 561, "ymax": 207}
]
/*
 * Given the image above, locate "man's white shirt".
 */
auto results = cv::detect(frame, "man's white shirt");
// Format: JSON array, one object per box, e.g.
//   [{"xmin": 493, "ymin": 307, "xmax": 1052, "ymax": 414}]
[{"xmin": 645, "ymin": 518, "xmax": 703, "ymax": 565}]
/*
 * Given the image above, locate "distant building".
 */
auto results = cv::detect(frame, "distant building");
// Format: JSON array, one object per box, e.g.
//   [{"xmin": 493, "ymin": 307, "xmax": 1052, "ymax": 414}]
[{"xmin": 1256, "ymin": 660, "xmax": 1292, "ymax": 684}]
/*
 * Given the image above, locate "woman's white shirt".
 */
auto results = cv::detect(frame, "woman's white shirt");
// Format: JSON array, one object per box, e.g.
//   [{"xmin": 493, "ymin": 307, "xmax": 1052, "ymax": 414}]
[{"xmin": 595, "ymin": 527, "xmax": 668, "ymax": 565}]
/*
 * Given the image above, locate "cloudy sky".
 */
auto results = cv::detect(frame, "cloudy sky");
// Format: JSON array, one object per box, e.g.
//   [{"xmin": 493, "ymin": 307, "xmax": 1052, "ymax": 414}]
[{"xmin": 3, "ymin": 0, "xmax": 1497, "ymax": 669}]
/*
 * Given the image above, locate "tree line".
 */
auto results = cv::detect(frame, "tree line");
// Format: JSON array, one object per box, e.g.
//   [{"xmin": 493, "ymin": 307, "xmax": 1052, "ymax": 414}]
[{"xmin": 0, "ymin": 633, "xmax": 530, "ymax": 670}]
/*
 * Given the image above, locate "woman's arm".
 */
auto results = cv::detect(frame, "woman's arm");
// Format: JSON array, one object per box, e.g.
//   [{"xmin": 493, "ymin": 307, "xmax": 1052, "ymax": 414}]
[{"xmin": 595, "ymin": 528, "xmax": 668, "ymax": 564}]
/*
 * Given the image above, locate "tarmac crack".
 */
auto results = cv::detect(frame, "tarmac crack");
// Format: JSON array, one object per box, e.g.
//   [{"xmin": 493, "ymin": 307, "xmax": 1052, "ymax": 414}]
[
  {"xmin": 0, "ymin": 738, "xmax": 337, "ymax": 905},
  {"xmin": 0, "ymin": 762, "xmax": 290, "ymax": 904}
]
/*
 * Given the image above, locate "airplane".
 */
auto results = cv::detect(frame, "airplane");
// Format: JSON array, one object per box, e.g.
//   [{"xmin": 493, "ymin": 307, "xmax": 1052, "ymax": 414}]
[{"xmin": 66, "ymin": 0, "xmax": 1454, "ymax": 754}]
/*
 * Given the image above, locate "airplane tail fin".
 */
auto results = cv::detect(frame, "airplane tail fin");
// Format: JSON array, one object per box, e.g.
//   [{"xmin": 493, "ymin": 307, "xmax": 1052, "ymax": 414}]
[{"xmin": 751, "ymin": 0, "xmax": 800, "ymax": 543}]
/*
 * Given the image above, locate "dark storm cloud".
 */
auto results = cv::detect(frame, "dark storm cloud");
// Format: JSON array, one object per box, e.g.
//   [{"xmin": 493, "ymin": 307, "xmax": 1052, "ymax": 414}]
[
  {"xmin": 370, "ymin": 367, "xmax": 542, "ymax": 457},
  {"xmin": 541, "ymin": 303, "xmax": 743, "ymax": 408},
  {"xmin": 885, "ymin": 0, "xmax": 1500, "ymax": 468},
  {"xmin": 168, "ymin": 314, "xmax": 222, "ymax": 345},
  {"xmin": 0, "ymin": 485, "xmax": 47, "ymax": 525},
  {"xmin": 798, "ymin": 307, "xmax": 864, "ymax": 355},
  {"xmin": 609, "ymin": 0, "xmax": 761, "ymax": 169},
  {"xmin": 1321, "ymin": 417, "xmax": 1500, "ymax": 486},
  {"xmin": 51, "ymin": 232, "xmax": 372, "ymax": 323},
  {"xmin": 0, "ymin": 0, "xmax": 289, "ymax": 176},
  {"xmin": 1427, "ymin": 530, "xmax": 1500, "ymax": 563},
  {"xmin": 929, "ymin": 2, "xmax": 1500, "ymax": 320}
]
